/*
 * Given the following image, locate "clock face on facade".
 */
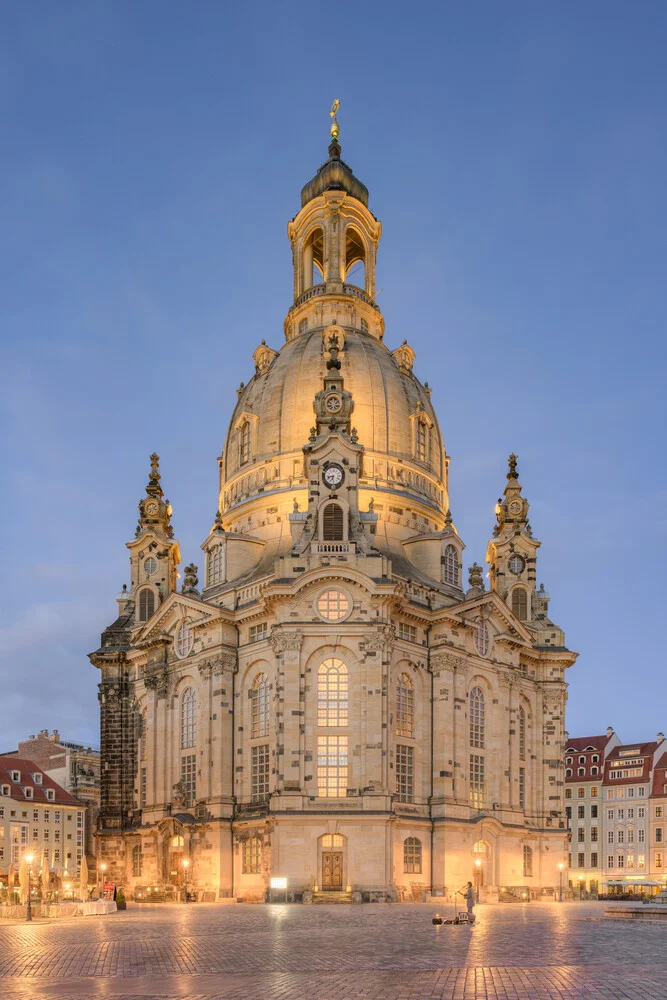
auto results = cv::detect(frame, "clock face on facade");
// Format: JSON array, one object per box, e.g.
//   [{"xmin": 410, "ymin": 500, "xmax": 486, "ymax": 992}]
[
  {"xmin": 325, "ymin": 394, "xmax": 342, "ymax": 413},
  {"xmin": 508, "ymin": 500, "xmax": 523, "ymax": 516},
  {"xmin": 322, "ymin": 464, "xmax": 344, "ymax": 489},
  {"xmin": 509, "ymin": 554, "xmax": 525, "ymax": 575},
  {"xmin": 145, "ymin": 501, "xmax": 159, "ymax": 516}
]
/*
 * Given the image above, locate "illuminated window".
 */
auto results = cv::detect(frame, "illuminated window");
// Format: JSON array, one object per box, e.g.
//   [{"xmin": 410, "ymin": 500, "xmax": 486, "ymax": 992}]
[
  {"xmin": 396, "ymin": 745, "xmax": 414, "ymax": 803},
  {"xmin": 591, "ymin": 852, "xmax": 598, "ymax": 867},
  {"xmin": 132, "ymin": 845, "xmax": 143, "ymax": 877},
  {"xmin": 404, "ymin": 837, "xmax": 422, "ymax": 874},
  {"xmin": 322, "ymin": 503, "xmax": 344, "ymax": 541},
  {"xmin": 578, "ymin": 787, "xmax": 585, "ymax": 798},
  {"xmin": 656, "ymin": 853, "xmax": 663, "ymax": 868},
  {"xmin": 316, "ymin": 590, "xmax": 350, "ymax": 622},
  {"xmin": 317, "ymin": 736, "xmax": 348, "ymax": 797},
  {"xmin": 175, "ymin": 621, "xmax": 193, "ymax": 659},
  {"xmin": 443, "ymin": 544, "xmax": 459, "ymax": 586},
  {"xmin": 321, "ymin": 834, "xmax": 344, "ymax": 847},
  {"xmin": 523, "ymin": 845, "xmax": 533, "ymax": 877},
  {"xmin": 591, "ymin": 826, "xmax": 598, "ymax": 842},
  {"xmin": 396, "ymin": 674, "xmax": 414, "ymax": 738},
  {"xmin": 591, "ymin": 787, "xmax": 599, "ymax": 797},
  {"xmin": 180, "ymin": 688, "xmax": 197, "ymax": 749},
  {"xmin": 318, "ymin": 659, "xmax": 348, "ymax": 727},
  {"xmin": 565, "ymin": 788, "xmax": 572, "ymax": 799},
  {"xmin": 511, "ymin": 588, "xmax": 528, "ymax": 621},
  {"xmin": 469, "ymin": 754, "xmax": 485, "ymax": 809},
  {"xmin": 180, "ymin": 754, "xmax": 196, "ymax": 804},
  {"xmin": 519, "ymin": 707, "xmax": 526, "ymax": 760},
  {"xmin": 469, "ymin": 687, "xmax": 485, "ymax": 748},
  {"xmin": 138, "ymin": 588, "xmax": 155, "ymax": 622},
  {"xmin": 251, "ymin": 674, "xmax": 270, "ymax": 739},
  {"xmin": 240, "ymin": 421, "xmax": 251, "ymax": 465},
  {"xmin": 251, "ymin": 745, "xmax": 270, "ymax": 802},
  {"xmin": 243, "ymin": 836, "xmax": 262, "ymax": 874}
]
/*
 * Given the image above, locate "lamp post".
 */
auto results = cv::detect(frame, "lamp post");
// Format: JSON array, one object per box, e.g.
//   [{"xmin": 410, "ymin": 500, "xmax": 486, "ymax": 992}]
[
  {"xmin": 98, "ymin": 862, "xmax": 107, "ymax": 899},
  {"xmin": 558, "ymin": 863, "xmax": 564, "ymax": 902},
  {"xmin": 182, "ymin": 859, "xmax": 190, "ymax": 903},
  {"xmin": 25, "ymin": 854, "xmax": 34, "ymax": 922},
  {"xmin": 474, "ymin": 857, "xmax": 482, "ymax": 904},
  {"xmin": 578, "ymin": 875, "xmax": 584, "ymax": 900}
]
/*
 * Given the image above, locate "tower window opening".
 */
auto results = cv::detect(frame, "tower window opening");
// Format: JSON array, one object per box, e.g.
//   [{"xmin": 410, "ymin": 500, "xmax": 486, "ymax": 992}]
[
  {"xmin": 345, "ymin": 227, "xmax": 366, "ymax": 290},
  {"xmin": 322, "ymin": 503, "xmax": 344, "ymax": 541},
  {"xmin": 303, "ymin": 227, "xmax": 324, "ymax": 291},
  {"xmin": 239, "ymin": 421, "xmax": 251, "ymax": 466},
  {"xmin": 443, "ymin": 544, "xmax": 459, "ymax": 586},
  {"xmin": 416, "ymin": 420, "xmax": 429, "ymax": 464},
  {"xmin": 511, "ymin": 588, "xmax": 528, "ymax": 621},
  {"xmin": 138, "ymin": 588, "xmax": 155, "ymax": 622}
]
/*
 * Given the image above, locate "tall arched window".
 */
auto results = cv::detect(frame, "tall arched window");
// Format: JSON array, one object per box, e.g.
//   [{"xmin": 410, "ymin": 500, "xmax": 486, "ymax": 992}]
[
  {"xmin": 239, "ymin": 421, "xmax": 251, "ymax": 466},
  {"xmin": 403, "ymin": 837, "xmax": 422, "ymax": 874},
  {"xmin": 345, "ymin": 226, "xmax": 366, "ymax": 290},
  {"xmin": 207, "ymin": 545, "xmax": 224, "ymax": 586},
  {"xmin": 251, "ymin": 673, "xmax": 270, "ymax": 739},
  {"xmin": 396, "ymin": 673, "xmax": 414, "ymax": 738},
  {"xmin": 416, "ymin": 421, "xmax": 428, "ymax": 463},
  {"xmin": 470, "ymin": 687, "xmax": 485, "ymax": 749},
  {"xmin": 303, "ymin": 227, "xmax": 324, "ymax": 290},
  {"xmin": 322, "ymin": 503, "xmax": 344, "ymax": 541},
  {"xmin": 523, "ymin": 844, "xmax": 533, "ymax": 877},
  {"xmin": 519, "ymin": 706, "xmax": 526, "ymax": 761},
  {"xmin": 511, "ymin": 588, "xmax": 528, "ymax": 621},
  {"xmin": 443, "ymin": 545, "xmax": 459, "ymax": 586},
  {"xmin": 180, "ymin": 688, "xmax": 197, "ymax": 749},
  {"xmin": 318, "ymin": 658, "xmax": 348, "ymax": 727},
  {"xmin": 138, "ymin": 588, "xmax": 155, "ymax": 622},
  {"xmin": 132, "ymin": 844, "xmax": 143, "ymax": 877}
]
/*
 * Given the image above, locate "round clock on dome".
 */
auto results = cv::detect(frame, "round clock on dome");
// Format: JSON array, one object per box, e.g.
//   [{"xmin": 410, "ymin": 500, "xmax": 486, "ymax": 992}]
[
  {"xmin": 325, "ymin": 394, "xmax": 342, "ymax": 413},
  {"xmin": 145, "ymin": 501, "xmax": 158, "ymax": 516},
  {"xmin": 322, "ymin": 464, "xmax": 344, "ymax": 489},
  {"xmin": 508, "ymin": 500, "xmax": 523, "ymax": 516},
  {"xmin": 509, "ymin": 554, "xmax": 525, "ymax": 575}
]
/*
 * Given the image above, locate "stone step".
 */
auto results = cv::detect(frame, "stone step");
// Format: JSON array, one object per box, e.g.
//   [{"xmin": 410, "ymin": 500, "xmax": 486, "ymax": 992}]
[{"xmin": 311, "ymin": 891, "xmax": 353, "ymax": 904}]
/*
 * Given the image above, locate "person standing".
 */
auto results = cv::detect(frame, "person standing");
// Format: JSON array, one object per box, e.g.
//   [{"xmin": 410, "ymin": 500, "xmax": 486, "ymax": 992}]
[{"xmin": 462, "ymin": 881, "xmax": 475, "ymax": 922}]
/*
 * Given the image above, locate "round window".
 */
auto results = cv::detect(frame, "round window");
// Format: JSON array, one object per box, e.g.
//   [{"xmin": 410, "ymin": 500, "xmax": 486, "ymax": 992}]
[
  {"xmin": 315, "ymin": 589, "xmax": 351, "ymax": 622},
  {"xmin": 175, "ymin": 620, "xmax": 194, "ymax": 659},
  {"xmin": 508, "ymin": 554, "xmax": 525, "ymax": 575},
  {"xmin": 474, "ymin": 621, "xmax": 491, "ymax": 657},
  {"xmin": 144, "ymin": 557, "xmax": 158, "ymax": 577}
]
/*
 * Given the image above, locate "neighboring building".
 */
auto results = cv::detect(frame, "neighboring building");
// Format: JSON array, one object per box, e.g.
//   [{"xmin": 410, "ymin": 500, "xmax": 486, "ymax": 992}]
[
  {"xmin": 650, "ymin": 752, "xmax": 667, "ymax": 883},
  {"xmin": 0, "ymin": 756, "xmax": 86, "ymax": 877},
  {"xmin": 4, "ymin": 731, "xmax": 100, "ymax": 864},
  {"xmin": 602, "ymin": 737, "xmax": 666, "ymax": 893},
  {"xmin": 91, "ymin": 117, "xmax": 577, "ymax": 903},
  {"xmin": 565, "ymin": 729, "xmax": 620, "ymax": 894}
]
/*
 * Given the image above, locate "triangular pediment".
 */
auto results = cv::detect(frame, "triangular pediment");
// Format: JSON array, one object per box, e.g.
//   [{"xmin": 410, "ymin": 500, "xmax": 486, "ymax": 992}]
[
  {"xmin": 132, "ymin": 592, "xmax": 225, "ymax": 644},
  {"xmin": 448, "ymin": 591, "xmax": 534, "ymax": 647}
]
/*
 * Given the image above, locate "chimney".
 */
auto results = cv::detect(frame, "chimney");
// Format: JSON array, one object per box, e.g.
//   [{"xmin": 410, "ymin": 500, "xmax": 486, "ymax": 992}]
[
  {"xmin": 606, "ymin": 727, "xmax": 614, "ymax": 737},
  {"xmin": 51, "ymin": 730, "xmax": 60, "ymax": 744},
  {"xmin": 658, "ymin": 733, "xmax": 665, "ymax": 743}
]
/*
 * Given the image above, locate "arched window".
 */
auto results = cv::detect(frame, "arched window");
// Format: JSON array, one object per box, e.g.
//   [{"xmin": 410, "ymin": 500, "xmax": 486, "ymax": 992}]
[
  {"xmin": 138, "ymin": 588, "xmax": 155, "ymax": 622},
  {"xmin": 251, "ymin": 673, "xmax": 270, "ymax": 739},
  {"xmin": 404, "ymin": 837, "xmax": 422, "ymax": 874},
  {"xmin": 132, "ymin": 844, "xmax": 143, "ymax": 877},
  {"xmin": 519, "ymin": 706, "xmax": 526, "ymax": 761},
  {"xmin": 511, "ymin": 588, "xmax": 528, "ymax": 621},
  {"xmin": 180, "ymin": 688, "xmax": 197, "ymax": 749},
  {"xmin": 565, "ymin": 768, "xmax": 572, "ymax": 777},
  {"xmin": 523, "ymin": 844, "xmax": 533, "ymax": 877},
  {"xmin": 470, "ymin": 687, "xmax": 485, "ymax": 749},
  {"xmin": 207, "ymin": 545, "xmax": 224, "ymax": 586},
  {"xmin": 579, "ymin": 756, "xmax": 586, "ymax": 764},
  {"xmin": 578, "ymin": 767, "xmax": 585, "ymax": 776},
  {"xmin": 239, "ymin": 421, "xmax": 251, "ymax": 466},
  {"xmin": 396, "ymin": 673, "xmax": 414, "ymax": 738},
  {"xmin": 345, "ymin": 226, "xmax": 366, "ymax": 290},
  {"xmin": 318, "ymin": 658, "xmax": 348, "ymax": 727},
  {"xmin": 322, "ymin": 503, "xmax": 344, "ymax": 541},
  {"xmin": 303, "ymin": 227, "xmax": 324, "ymax": 290},
  {"xmin": 321, "ymin": 833, "xmax": 344, "ymax": 847},
  {"xmin": 443, "ymin": 544, "xmax": 459, "ymax": 586},
  {"xmin": 416, "ymin": 421, "xmax": 428, "ymax": 463},
  {"xmin": 242, "ymin": 836, "xmax": 262, "ymax": 874}
]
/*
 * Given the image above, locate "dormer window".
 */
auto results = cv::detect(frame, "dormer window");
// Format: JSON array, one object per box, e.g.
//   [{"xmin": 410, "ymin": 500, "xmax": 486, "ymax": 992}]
[
  {"xmin": 591, "ymin": 766, "xmax": 599, "ymax": 775},
  {"xmin": 579, "ymin": 756, "xmax": 586, "ymax": 764},
  {"xmin": 592, "ymin": 755, "xmax": 599, "ymax": 763},
  {"xmin": 1, "ymin": 784, "xmax": 10, "ymax": 796},
  {"xmin": 10, "ymin": 771, "xmax": 20, "ymax": 783},
  {"xmin": 32, "ymin": 773, "xmax": 42, "ymax": 785},
  {"xmin": 566, "ymin": 757, "xmax": 573, "ymax": 765},
  {"xmin": 578, "ymin": 767, "xmax": 585, "ymax": 776},
  {"xmin": 46, "ymin": 789, "xmax": 55, "ymax": 802},
  {"xmin": 24, "ymin": 787, "xmax": 33, "ymax": 800}
]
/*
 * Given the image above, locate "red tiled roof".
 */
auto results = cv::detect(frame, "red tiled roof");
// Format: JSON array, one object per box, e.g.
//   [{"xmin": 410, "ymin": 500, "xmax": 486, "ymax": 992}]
[
  {"xmin": 0, "ymin": 756, "xmax": 80, "ymax": 807},
  {"xmin": 564, "ymin": 734, "xmax": 613, "ymax": 752}
]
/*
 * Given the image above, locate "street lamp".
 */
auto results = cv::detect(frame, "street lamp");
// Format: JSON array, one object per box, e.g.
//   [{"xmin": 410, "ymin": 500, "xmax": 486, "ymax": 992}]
[
  {"xmin": 25, "ymin": 854, "xmax": 34, "ymax": 922},
  {"xmin": 182, "ymin": 859, "xmax": 190, "ymax": 903},
  {"xmin": 578, "ymin": 875, "xmax": 584, "ymax": 900},
  {"xmin": 558, "ymin": 863, "xmax": 564, "ymax": 902},
  {"xmin": 474, "ymin": 857, "xmax": 482, "ymax": 904},
  {"xmin": 98, "ymin": 862, "xmax": 107, "ymax": 899}
]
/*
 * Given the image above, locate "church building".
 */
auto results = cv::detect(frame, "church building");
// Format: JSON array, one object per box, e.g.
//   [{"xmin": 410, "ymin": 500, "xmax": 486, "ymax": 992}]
[{"xmin": 91, "ymin": 111, "xmax": 576, "ymax": 903}]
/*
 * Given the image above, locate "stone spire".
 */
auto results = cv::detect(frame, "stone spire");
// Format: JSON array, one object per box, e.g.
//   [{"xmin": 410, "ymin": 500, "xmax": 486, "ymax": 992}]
[
  {"xmin": 136, "ymin": 453, "xmax": 174, "ymax": 539},
  {"xmin": 493, "ymin": 453, "xmax": 530, "ymax": 537}
]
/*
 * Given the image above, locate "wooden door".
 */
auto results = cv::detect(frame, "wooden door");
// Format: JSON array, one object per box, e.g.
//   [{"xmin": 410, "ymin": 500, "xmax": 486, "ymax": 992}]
[{"xmin": 322, "ymin": 852, "xmax": 343, "ymax": 890}]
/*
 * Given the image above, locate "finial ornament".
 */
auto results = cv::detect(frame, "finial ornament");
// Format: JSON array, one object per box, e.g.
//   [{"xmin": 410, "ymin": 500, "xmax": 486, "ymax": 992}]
[
  {"xmin": 329, "ymin": 99, "xmax": 340, "ymax": 142},
  {"xmin": 507, "ymin": 453, "xmax": 518, "ymax": 479}
]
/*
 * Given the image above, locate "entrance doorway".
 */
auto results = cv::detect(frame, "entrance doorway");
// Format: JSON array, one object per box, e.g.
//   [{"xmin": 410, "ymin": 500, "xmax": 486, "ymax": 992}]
[
  {"xmin": 168, "ymin": 834, "xmax": 184, "ymax": 886},
  {"xmin": 322, "ymin": 852, "xmax": 343, "ymax": 890}
]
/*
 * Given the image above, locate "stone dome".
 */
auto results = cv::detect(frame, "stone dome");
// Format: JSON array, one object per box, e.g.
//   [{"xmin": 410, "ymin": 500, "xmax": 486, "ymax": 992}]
[{"xmin": 220, "ymin": 326, "xmax": 448, "ymax": 534}]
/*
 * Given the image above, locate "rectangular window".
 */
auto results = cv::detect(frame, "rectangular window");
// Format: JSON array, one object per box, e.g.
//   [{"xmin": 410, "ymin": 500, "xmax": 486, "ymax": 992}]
[
  {"xmin": 249, "ymin": 623, "xmax": 268, "ymax": 643},
  {"xmin": 618, "ymin": 809, "xmax": 624, "ymax": 819},
  {"xmin": 638, "ymin": 807, "xmax": 645, "ymax": 819},
  {"xmin": 617, "ymin": 830, "xmax": 624, "ymax": 844},
  {"xmin": 242, "ymin": 836, "xmax": 262, "ymax": 874},
  {"xmin": 607, "ymin": 809, "xmax": 615, "ymax": 820},
  {"xmin": 519, "ymin": 768, "xmax": 525, "ymax": 810},
  {"xmin": 578, "ymin": 805, "xmax": 585, "ymax": 819},
  {"xmin": 140, "ymin": 768, "xmax": 147, "ymax": 808},
  {"xmin": 638, "ymin": 788, "xmax": 645, "ymax": 796},
  {"xmin": 591, "ymin": 786, "xmax": 599, "ymax": 797},
  {"xmin": 577, "ymin": 828, "xmax": 585, "ymax": 842},
  {"xmin": 657, "ymin": 806, "xmax": 664, "ymax": 819},
  {"xmin": 591, "ymin": 805, "xmax": 598, "ymax": 818},
  {"xmin": 33, "ymin": 810, "xmax": 39, "ymax": 822},
  {"xmin": 54, "ymin": 849, "xmax": 60, "ymax": 863},
  {"xmin": 608, "ymin": 855, "xmax": 614, "ymax": 868},
  {"xmin": 396, "ymin": 745, "xmax": 414, "ymax": 803},
  {"xmin": 656, "ymin": 853, "xmax": 663, "ymax": 868},
  {"xmin": 626, "ymin": 853, "xmax": 635, "ymax": 868},
  {"xmin": 53, "ymin": 830, "xmax": 58, "ymax": 842},
  {"xmin": 565, "ymin": 806, "xmax": 572, "ymax": 820},
  {"xmin": 591, "ymin": 853, "xmax": 598, "ymax": 868},
  {"xmin": 656, "ymin": 828, "xmax": 663, "ymax": 843},
  {"xmin": 55, "ymin": 811, "xmax": 60, "ymax": 822},
  {"xmin": 627, "ymin": 808, "xmax": 634, "ymax": 819},
  {"xmin": 180, "ymin": 754, "xmax": 197, "ymax": 804},
  {"xmin": 251, "ymin": 744, "xmax": 270, "ymax": 802},
  {"xmin": 638, "ymin": 853, "xmax": 645, "ymax": 868},
  {"xmin": 32, "ymin": 828, "xmax": 39, "ymax": 842},
  {"xmin": 76, "ymin": 813, "xmax": 83, "ymax": 828},
  {"xmin": 523, "ymin": 844, "xmax": 533, "ymax": 877},
  {"xmin": 591, "ymin": 826, "xmax": 598, "ymax": 842},
  {"xmin": 608, "ymin": 831, "xmax": 614, "ymax": 844},
  {"xmin": 565, "ymin": 788, "xmax": 572, "ymax": 799},
  {"xmin": 617, "ymin": 855, "xmax": 624, "ymax": 868},
  {"xmin": 44, "ymin": 811, "xmax": 48, "ymax": 822},
  {"xmin": 317, "ymin": 736, "xmax": 348, "ymax": 798},
  {"xmin": 578, "ymin": 788, "xmax": 585, "ymax": 798},
  {"xmin": 469, "ymin": 754, "xmax": 486, "ymax": 810},
  {"xmin": 627, "ymin": 829, "xmax": 634, "ymax": 843},
  {"xmin": 578, "ymin": 852, "xmax": 585, "ymax": 867},
  {"xmin": 397, "ymin": 622, "xmax": 417, "ymax": 643}
]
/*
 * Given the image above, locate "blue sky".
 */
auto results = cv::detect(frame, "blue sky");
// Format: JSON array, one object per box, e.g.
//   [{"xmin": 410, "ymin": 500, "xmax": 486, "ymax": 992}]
[{"xmin": 2, "ymin": 2, "xmax": 666, "ymax": 751}]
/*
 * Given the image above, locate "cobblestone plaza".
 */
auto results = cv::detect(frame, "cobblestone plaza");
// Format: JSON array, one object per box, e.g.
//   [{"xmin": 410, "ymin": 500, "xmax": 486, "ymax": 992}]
[{"xmin": 1, "ymin": 902, "xmax": 666, "ymax": 1000}]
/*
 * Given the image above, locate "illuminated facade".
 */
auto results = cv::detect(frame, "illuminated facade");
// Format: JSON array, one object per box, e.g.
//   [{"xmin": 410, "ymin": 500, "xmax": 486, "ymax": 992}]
[{"xmin": 92, "ymin": 121, "xmax": 577, "ymax": 902}]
